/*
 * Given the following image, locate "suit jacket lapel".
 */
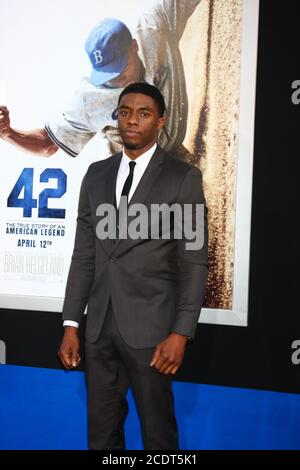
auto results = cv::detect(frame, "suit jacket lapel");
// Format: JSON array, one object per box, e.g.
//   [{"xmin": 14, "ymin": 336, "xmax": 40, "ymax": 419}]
[
  {"xmin": 100, "ymin": 152, "xmax": 122, "ymax": 255},
  {"xmin": 104, "ymin": 152, "xmax": 122, "ymax": 204},
  {"xmin": 111, "ymin": 145, "xmax": 165, "ymax": 256}
]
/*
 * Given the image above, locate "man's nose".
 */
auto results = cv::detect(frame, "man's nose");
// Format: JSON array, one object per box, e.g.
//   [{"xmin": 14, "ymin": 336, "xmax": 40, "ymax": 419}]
[{"xmin": 127, "ymin": 113, "xmax": 139, "ymax": 125}]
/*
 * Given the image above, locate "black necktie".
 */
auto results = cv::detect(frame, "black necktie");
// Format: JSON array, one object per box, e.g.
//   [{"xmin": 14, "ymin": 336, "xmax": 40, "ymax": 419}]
[
  {"xmin": 120, "ymin": 160, "xmax": 136, "ymax": 200},
  {"xmin": 115, "ymin": 160, "xmax": 136, "ymax": 240}
]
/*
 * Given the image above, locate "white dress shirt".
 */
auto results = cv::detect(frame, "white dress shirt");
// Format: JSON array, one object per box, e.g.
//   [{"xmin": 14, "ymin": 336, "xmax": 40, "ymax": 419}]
[
  {"xmin": 63, "ymin": 143, "xmax": 157, "ymax": 329},
  {"xmin": 115, "ymin": 143, "xmax": 157, "ymax": 208}
]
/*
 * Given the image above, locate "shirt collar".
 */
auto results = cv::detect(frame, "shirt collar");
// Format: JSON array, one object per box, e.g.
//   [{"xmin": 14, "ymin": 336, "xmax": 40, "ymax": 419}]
[{"xmin": 120, "ymin": 143, "xmax": 157, "ymax": 173}]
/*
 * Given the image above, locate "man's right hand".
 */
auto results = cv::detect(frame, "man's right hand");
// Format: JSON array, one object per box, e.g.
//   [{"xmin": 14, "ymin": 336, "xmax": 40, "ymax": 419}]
[
  {"xmin": 58, "ymin": 327, "xmax": 81, "ymax": 369},
  {"xmin": 0, "ymin": 105, "xmax": 11, "ymax": 137}
]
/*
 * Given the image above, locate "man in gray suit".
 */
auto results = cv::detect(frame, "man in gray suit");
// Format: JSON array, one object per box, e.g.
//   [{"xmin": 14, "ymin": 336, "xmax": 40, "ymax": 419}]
[{"xmin": 58, "ymin": 82, "xmax": 208, "ymax": 450}]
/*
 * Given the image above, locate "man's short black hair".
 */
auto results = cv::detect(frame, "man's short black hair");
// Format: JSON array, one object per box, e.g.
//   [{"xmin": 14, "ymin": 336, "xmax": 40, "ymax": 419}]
[{"xmin": 118, "ymin": 82, "xmax": 166, "ymax": 117}]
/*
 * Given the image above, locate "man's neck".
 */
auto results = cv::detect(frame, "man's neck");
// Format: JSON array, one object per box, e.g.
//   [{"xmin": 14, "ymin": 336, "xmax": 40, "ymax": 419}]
[{"xmin": 124, "ymin": 141, "xmax": 157, "ymax": 160}]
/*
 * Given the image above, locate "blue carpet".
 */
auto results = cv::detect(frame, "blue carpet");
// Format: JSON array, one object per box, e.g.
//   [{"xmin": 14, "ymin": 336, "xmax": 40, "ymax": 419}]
[{"xmin": 0, "ymin": 365, "xmax": 299, "ymax": 449}]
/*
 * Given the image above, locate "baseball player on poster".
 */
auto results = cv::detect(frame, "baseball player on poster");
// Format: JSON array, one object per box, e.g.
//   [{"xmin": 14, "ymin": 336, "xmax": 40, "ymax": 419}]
[{"xmin": 0, "ymin": 0, "xmax": 201, "ymax": 163}]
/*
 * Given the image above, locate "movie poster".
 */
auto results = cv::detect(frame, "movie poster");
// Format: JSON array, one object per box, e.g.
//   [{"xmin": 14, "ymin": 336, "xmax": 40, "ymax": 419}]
[{"xmin": 0, "ymin": 0, "xmax": 259, "ymax": 325}]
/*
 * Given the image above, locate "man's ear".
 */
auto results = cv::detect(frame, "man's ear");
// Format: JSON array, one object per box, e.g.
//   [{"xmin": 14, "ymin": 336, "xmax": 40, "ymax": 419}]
[
  {"xmin": 157, "ymin": 114, "xmax": 166, "ymax": 130},
  {"xmin": 131, "ymin": 39, "xmax": 139, "ymax": 53}
]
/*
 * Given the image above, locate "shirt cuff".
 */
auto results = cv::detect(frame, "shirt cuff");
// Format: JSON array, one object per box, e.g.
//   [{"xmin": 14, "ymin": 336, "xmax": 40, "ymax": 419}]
[{"xmin": 63, "ymin": 320, "xmax": 79, "ymax": 328}]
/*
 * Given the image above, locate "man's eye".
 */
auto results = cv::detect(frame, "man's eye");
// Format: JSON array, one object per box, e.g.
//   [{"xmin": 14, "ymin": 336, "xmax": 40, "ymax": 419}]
[
  {"xmin": 120, "ymin": 111, "xmax": 128, "ymax": 116},
  {"xmin": 141, "ymin": 112, "xmax": 149, "ymax": 118}
]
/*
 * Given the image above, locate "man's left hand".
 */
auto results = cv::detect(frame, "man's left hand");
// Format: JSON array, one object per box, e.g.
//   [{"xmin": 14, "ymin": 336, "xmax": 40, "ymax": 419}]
[{"xmin": 150, "ymin": 333, "xmax": 188, "ymax": 375}]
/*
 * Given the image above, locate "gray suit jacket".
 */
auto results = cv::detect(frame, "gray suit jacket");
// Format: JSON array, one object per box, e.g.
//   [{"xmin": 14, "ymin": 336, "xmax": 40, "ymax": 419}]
[{"xmin": 62, "ymin": 145, "xmax": 208, "ymax": 348}]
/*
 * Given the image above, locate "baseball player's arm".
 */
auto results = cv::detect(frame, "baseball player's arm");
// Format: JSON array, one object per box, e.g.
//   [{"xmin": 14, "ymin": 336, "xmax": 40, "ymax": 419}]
[
  {"xmin": 0, "ymin": 106, "xmax": 58, "ymax": 156},
  {"xmin": 142, "ymin": 0, "xmax": 201, "ymax": 39}
]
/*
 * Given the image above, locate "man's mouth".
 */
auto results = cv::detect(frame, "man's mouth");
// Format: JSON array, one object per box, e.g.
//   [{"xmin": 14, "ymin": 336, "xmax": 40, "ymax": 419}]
[{"xmin": 123, "ymin": 129, "xmax": 141, "ymax": 136}]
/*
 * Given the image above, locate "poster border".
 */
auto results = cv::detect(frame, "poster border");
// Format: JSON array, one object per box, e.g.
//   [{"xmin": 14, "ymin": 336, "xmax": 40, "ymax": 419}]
[
  {"xmin": 0, "ymin": 0, "xmax": 260, "ymax": 328},
  {"xmin": 200, "ymin": 0, "xmax": 260, "ymax": 326}
]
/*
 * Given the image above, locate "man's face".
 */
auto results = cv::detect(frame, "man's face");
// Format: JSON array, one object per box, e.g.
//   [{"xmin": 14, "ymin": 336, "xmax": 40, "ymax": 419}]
[
  {"xmin": 105, "ymin": 40, "xmax": 142, "ymax": 88},
  {"xmin": 118, "ymin": 92, "xmax": 165, "ymax": 154}
]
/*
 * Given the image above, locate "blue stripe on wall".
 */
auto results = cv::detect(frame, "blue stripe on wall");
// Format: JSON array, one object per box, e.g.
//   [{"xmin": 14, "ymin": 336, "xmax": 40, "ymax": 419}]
[{"xmin": 0, "ymin": 365, "xmax": 299, "ymax": 450}]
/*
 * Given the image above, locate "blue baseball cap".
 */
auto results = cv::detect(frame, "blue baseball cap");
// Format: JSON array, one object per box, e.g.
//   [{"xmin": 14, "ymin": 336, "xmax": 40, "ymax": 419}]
[{"xmin": 85, "ymin": 18, "xmax": 133, "ymax": 87}]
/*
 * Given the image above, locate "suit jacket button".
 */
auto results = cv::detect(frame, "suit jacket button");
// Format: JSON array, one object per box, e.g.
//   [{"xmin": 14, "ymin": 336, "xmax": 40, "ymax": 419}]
[{"xmin": 110, "ymin": 257, "xmax": 116, "ymax": 263}]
